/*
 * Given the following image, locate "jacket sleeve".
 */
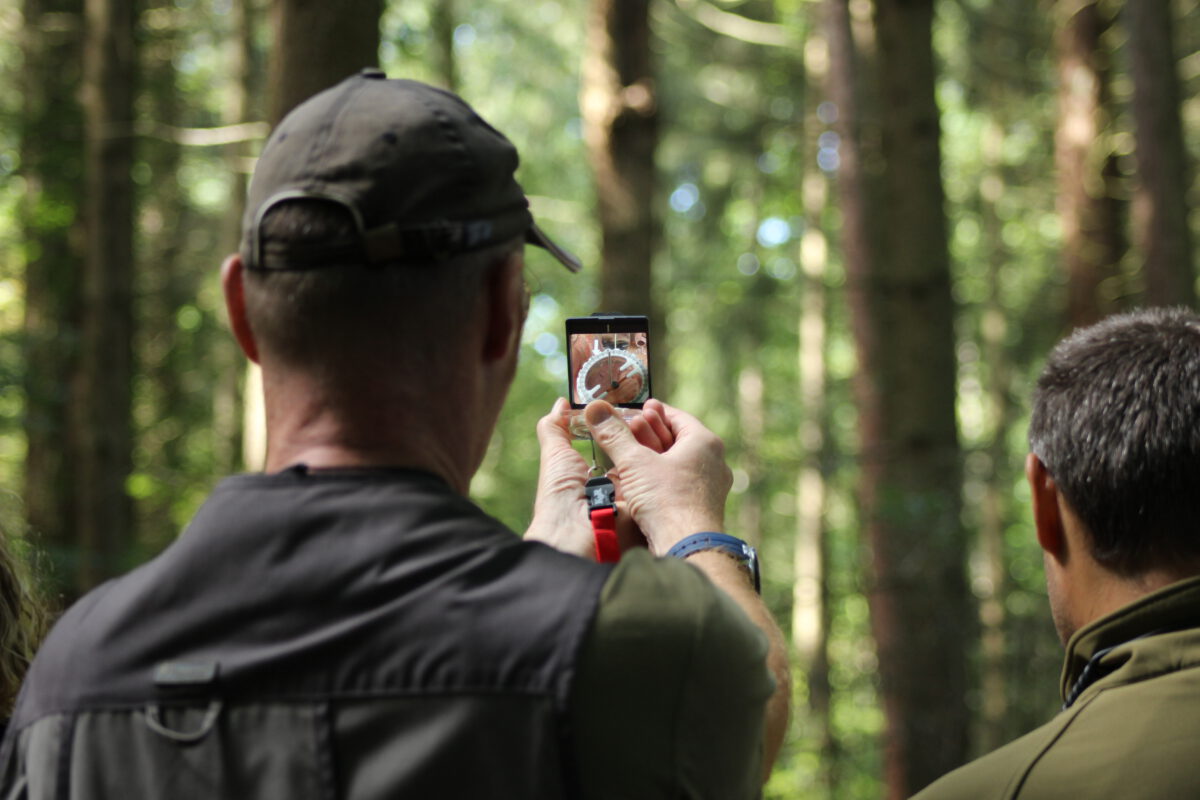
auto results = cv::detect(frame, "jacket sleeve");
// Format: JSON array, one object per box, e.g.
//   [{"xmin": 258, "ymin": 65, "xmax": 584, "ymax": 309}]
[{"xmin": 567, "ymin": 548, "xmax": 774, "ymax": 799}]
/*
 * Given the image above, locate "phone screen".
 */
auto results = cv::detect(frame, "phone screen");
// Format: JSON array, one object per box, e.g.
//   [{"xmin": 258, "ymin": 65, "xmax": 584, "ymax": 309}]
[{"xmin": 566, "ymin": 315, "xmax": 651, "ymax": 409}]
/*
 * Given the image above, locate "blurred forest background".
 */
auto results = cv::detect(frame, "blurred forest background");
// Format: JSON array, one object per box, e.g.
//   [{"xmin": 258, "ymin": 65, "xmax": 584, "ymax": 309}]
[{"xmin": 1, "ymin": 0, "xmax": 1198, "ymax": 796}]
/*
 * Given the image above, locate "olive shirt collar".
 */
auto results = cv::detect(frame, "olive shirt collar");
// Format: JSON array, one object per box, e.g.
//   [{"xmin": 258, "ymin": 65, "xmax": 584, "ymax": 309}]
[{"xmin": 1059, "ymin": 574, "xmax": 1200, "ymax": 708}]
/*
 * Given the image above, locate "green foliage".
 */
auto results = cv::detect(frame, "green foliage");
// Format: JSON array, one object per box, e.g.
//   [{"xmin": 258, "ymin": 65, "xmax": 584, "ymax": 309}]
[
  {"xmin": 0, "ymin": 5, "xmax": 28, "ymax": 494},
  {"xmin": 0, "ymin": 0, "xmax": 1194, "ymax": 794}
]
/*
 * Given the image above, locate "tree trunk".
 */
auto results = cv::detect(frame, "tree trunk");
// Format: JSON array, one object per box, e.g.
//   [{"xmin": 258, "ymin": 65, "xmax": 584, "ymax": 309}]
[
  {"xmin": 736, "ymin": 362, "xmax": 765, "ymax": 548},
  {"xmin": 430, "ymin": 0, "xmax": 459, "ymax": 92},
  {"xmin": 824, "ymin": 9, "xmax": 881, "ymax": 788},
  {"xmin": 866, "ymin": 0, "xmax": 971, "ymax": 794},
  {"xmin": 581, "ymin": 0, "xmax": 660, "ymax": 328},
  {"xmin": 214, "ymin": 0, "xmax": 258, "ymax": 476},
  {"xmin": 977, "ymin": 121, "xmax": 1013, "ymax": 754},
  {"xmin": 1054, "ymin": 0, "xmax": 1123, "ymax": 328},
  {"xmin": 794, "ymin": 165, "xmax": 835, "ymax": 793},
  {"xmin": 20, "ymin": 0, "xmax": 85, "ymax": 600},
  {"xmin": 77, "ymin": 0, "xmax": 137, "ymax": 591},
  {"xmin": 1127, "ymin": 0, "xmax": 1195, "ymax": 306},
  {"xmin": 138, "ymin": 0, "xmax": 185, "ymax": 541},
  {"xmin": 267, "ymin": 0, "xmax": 384, "ymax": 126}
]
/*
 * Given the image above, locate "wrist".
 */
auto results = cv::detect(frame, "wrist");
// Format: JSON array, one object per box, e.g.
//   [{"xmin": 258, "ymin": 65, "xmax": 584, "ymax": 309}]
[
  {"xmin": 524, "ymin": 512, "xmax": 593, "ymax": 559},
  {"xmin": 644, "ymin": 514, "xmax": 725, "ymax": 554},
  {"xmin": 666, "ymin": 532, "xmax": 760, "ymax": 593}
]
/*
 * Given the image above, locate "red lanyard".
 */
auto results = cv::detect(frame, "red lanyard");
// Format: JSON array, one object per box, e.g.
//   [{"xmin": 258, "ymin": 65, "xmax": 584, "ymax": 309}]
[{"xmin": 585, "ymin": 476, "xmax": 621, "ymax": 563}]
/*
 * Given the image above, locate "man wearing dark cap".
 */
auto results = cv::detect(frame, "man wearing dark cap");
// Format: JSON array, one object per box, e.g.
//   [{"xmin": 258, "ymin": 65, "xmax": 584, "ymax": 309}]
[
  {"xmin": 914, "ymin": 307, "xmax": 1200, "ymax": 798},
  {"xmin": 1, "ymin": 71, "xmax": 788, "ymax": 799}
]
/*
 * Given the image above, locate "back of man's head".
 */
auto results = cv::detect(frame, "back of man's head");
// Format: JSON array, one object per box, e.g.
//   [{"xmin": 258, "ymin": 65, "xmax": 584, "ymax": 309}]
[
  {"xmin": 244, "ymin": 199, "xmax": 516, "ymax": 383},
  {"xmin": 235, "ymin": 70, "xmax": 578, "ymax": 383},
  {"xmin": 1029, "ymin": 307, "xmax": 1200, "ymax": 577}
]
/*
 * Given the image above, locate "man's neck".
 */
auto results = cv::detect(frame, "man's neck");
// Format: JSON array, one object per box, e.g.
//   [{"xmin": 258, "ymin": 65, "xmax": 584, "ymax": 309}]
[
  {"xmin": 260, "ymin": 373, "xmax": 481, "ymax": 495},
  {"xmin": 1066, "ymin": 559, "xmax": 1196, "ymax": 638}
]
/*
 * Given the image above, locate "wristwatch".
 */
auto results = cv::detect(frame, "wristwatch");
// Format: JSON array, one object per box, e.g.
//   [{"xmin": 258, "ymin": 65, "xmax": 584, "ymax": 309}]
[{"xmin": 666, "ymin": 532, "xmax": 761, "ymax": 594}]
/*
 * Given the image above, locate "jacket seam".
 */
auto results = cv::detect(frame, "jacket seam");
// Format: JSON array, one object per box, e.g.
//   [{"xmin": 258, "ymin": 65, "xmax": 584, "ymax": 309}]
[
  {"xmin": 54, "ymin": 713, "xmax": 75, "ymax": 800},
  {"xmin": 315, "ymin": 701, "xmax": 336, "ymax": 800},
  {"xmin": 1007, "ymin": 692, "xmax": 1097, "ymax": 799}
]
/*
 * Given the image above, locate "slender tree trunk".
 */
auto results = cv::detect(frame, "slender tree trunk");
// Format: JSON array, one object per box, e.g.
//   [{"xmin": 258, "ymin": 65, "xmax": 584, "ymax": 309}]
[
  {"xmin": 865, "ymin": 0, "xmax": 971, "ymax": 794},
  {"xmin": 581, "ymin": 0, "xmax": 660, "ymax": 329},
  {"xmin": 794, "ymin": 165, "xmax": 836, "ymax": 794},
  {"xmin": 267, "ymin": 0, "xmax": 384, "ymax": 126},
  {"xmin": 823, "ymin": 10, "xmax": 881, "ymax": 789},
  {"xmin": 826, "ymin": 0, "xmax": 879, "ymax": 418},
  {"xmin": 430, "ymin": 0, "xmax": 459, "ymax": 92},
  {"xmin": 1127, "ymin": 0, "xmax": 1195, "ymax": 306},
  {"xmin": 77, "ymin": 0, "xmax": 137, "ymax": 591},
  {"xmin": 1054, "ymin": 0, "xmax": 1123, "ymax": 328},
  {"xmin": 138, "ymin": 0, "xmax": 185, "ymax": 541},
  {"xmin": 214, "ymin": 0, "xmax": 257, "ymax": 476},
  {"xmin": 20, "ymin": 0, "xmax": 85, "ymax": 599},
  {"xmin": 977, "ymin": 118, "xmax": 1013, "ymax": 754},
  {"xmin": 736, "ymin": 361, "xmax": 765, "ymax": 548}
]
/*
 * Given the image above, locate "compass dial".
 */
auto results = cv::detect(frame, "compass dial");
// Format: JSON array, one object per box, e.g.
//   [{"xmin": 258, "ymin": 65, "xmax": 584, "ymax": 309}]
[{"xmin": 575, "ymin": 348, "xmax": 649, "ymax": 405}]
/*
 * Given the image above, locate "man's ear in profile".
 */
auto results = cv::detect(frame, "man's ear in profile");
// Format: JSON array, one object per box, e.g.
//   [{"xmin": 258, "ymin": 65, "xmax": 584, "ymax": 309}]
[
  {"xmin": 221, "ymin": 253, "xmax": 259, "ymax": 365},
  {"xmin": 1027, "ymin": 453, "xmax": 1066, "ymax": 563}
]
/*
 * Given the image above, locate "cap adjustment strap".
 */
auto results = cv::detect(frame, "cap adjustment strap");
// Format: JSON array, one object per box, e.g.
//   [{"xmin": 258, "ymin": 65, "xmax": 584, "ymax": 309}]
[{"xmin": 363, "ymin": 220, "xmax": 466, "ymax": 264}]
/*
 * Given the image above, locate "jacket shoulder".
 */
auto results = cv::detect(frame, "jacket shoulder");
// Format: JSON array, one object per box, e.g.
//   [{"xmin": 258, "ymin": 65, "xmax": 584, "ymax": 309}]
[{"xmin": 910, "ymin": 712, "xmax": 1074, "ymax": 800}]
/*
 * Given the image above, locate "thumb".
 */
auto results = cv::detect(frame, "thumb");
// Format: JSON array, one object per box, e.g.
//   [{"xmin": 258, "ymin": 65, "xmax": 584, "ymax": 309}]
[{"xmin": 585, "ymin": 401, "xmax": 643, "ymax": 465}]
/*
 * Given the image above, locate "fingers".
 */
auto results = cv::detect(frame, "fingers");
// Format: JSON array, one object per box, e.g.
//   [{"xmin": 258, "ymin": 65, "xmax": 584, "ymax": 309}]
[
  {"xmin": 584, "ymin": 401, "xmax": 644, "ymax": 464},
  {"xmin": 529, "ymin": 398, "xmax": 593, "ymax": 557},
  {"xmin": 640, "ymin": 399, "xmax": 674, "ymax": 451},
  {"xmin": 629, "ymin": 412, "xmax": 665, "ymax": 452},
  {"xmin": 650, "ymin": 401, "xmax": 708, "ymax": 443},
  {"xmin": 536, "ymin": 398, "xmax": 573, "ymax": 450}
]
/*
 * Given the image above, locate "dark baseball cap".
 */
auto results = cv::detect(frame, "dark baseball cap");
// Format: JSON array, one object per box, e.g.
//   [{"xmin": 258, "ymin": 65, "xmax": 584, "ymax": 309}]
[{"xmin": 242, "ymin": 68, "xmax": 581, "ymax": 273}]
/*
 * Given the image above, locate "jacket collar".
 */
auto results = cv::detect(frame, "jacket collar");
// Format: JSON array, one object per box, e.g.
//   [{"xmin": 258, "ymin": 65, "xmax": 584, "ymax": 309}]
[{"xmin": 1060, "ymin": 575, "xmax": 1200, "ymax": 706}]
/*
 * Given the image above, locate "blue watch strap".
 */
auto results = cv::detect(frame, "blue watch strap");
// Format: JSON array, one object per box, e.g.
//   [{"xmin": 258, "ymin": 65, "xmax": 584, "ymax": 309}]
[{"xmin": 666, "ymin": 532, "xmax": 761, "ymax": 594}]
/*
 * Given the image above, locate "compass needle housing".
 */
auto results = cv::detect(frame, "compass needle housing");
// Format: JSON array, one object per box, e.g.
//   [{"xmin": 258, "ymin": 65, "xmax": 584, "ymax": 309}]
[{"xmin": 565, "ymin": 314, "xmax": 652, "ymax": 438}]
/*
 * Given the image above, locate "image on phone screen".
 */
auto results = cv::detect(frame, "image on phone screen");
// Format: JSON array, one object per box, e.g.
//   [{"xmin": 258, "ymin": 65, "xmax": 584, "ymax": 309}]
[{"xmin": 566, "ymin": 315, "xmax": 651, "ymax": 408}]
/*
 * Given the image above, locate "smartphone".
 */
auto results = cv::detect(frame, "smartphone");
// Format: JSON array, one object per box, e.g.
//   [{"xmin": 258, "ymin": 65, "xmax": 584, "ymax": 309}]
[{"xmin": 565, "ymin": 314, "xmax": 652, "ymax": 409}]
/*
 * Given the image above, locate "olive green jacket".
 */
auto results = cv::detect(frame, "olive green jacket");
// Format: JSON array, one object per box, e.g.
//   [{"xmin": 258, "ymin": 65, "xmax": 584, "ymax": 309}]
[{"xmin": 914, "ymin": 575, "xmax": 1200, "ymax": 799}]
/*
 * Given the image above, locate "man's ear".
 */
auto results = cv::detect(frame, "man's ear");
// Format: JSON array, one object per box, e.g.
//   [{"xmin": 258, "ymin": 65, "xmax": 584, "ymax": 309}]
[
  {"xmin": 1026, "ymin": 453, "xmax": 1065, "ymax": 560},
  {"xmin": 480, "ymin": 250, "xmax": 526, "ymax": 363},
  {"xmin": 221, "ymin": 253, "xmax": 260, "ymax": 364}
]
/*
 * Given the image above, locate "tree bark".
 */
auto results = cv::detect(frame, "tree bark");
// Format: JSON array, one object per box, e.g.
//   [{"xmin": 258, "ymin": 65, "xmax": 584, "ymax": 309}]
[
  {"xmin": 866, "ymin": 0, "xmax": 971, "ymax": 794},
  {"xmin": 20, "ymin": 0, "xmax": 85, "ymax": 599},
  {"xmin": 266, "ymin": 0, "xmax": 384, "ymax": 126},
  {"xmin": 824, "ymin": 13, "xmax": 881, "ymax": 790},
  {"xmin": 581, "ymin": 0, "xmax": 660, "ymax": 327},
  {"xmin": 1054, "ymin": 0, "xmax": 1123, "ymax": 328},
  {"xmin": 214, "ymin": 0, "xmax": 258, "ymax": 476},
  {"xmin": 736, "ymin": 361, "xmax": 765, "ymax": 548},
  {"xmin": 1127, "ymin": 0, "xmax": 1195, "ymax": 306},
  {"xmin": 794, "ymin": 164, "xmax": 835, "ymax": 793},
  {"xmin": 430, "ymin": 0, "xmax": 459, "ymax": 92},
  {"xmin": 975, "ymin": 123, "xmax": 1020, "ymax": 757},
  {"xmin": 77, "ymin": 0, "xmax": 137, "ymax": 591}
]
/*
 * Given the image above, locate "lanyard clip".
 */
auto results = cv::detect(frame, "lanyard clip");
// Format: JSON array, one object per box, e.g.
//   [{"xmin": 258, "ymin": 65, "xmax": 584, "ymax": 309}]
[
  {"xmin": 585, "ymin": 475, "xmax": 616, "ymax": 512},
  {"xmin": 585, "ymin": 476, "xmax": 620, "ymax": 563}
]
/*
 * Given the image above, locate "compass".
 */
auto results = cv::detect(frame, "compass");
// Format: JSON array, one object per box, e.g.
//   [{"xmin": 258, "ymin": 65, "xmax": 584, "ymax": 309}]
[{"xmin": 575, "ymin": 347, "xmax": 649, "ymax": 405}]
